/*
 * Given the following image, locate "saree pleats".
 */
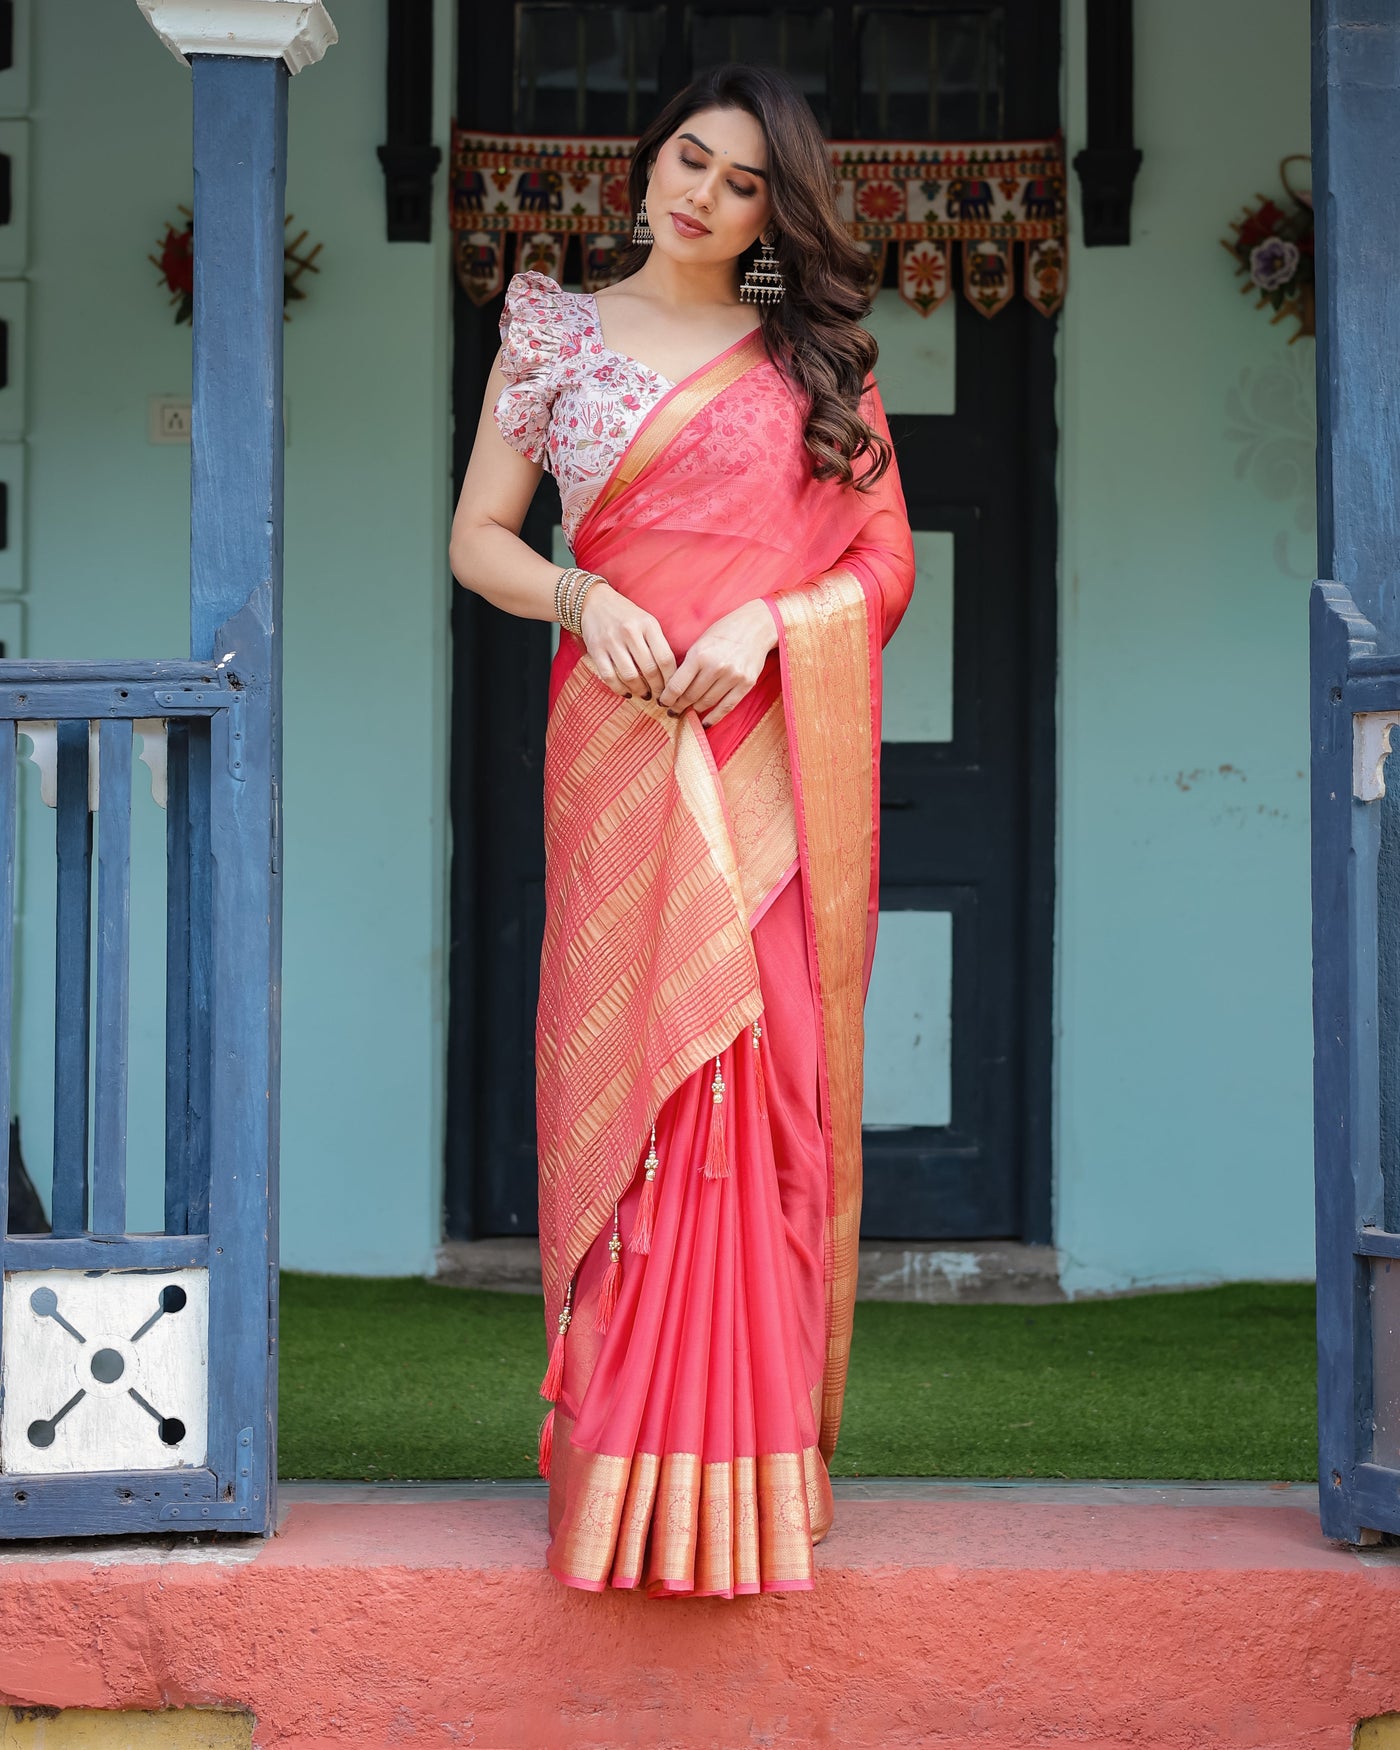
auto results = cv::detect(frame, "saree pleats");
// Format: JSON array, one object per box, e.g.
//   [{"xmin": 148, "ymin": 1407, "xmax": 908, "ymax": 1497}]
[{"xmin": 547, "ymin": 876, "xmax": 832, "ymax": 1598}]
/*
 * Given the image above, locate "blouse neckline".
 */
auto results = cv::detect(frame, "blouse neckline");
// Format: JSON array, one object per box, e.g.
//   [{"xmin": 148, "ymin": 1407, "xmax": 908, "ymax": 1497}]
[
  {"xmin": 583, "ymin": 287, "xmax": 766, "ymax": 395},
  {"xmin": 583, "ymin": 290, "xmax": 677, "ymax": 390}
]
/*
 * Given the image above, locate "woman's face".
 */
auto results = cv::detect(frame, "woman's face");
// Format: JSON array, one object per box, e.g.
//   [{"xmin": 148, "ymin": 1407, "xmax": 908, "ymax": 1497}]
[{"xmin": 644, "ymin": 105, "xmax": 775, "ymax": 270}]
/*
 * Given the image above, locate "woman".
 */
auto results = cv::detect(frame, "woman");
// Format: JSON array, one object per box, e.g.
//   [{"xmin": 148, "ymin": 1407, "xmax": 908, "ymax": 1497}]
[{"xmin": 450, "ymin": 63, "xmax": 914, "ymax": 1598}]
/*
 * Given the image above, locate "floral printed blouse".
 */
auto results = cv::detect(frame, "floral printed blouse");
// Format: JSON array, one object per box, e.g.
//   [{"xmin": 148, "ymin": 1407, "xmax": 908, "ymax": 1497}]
[{"xmin": 493, "ymin": 270, "xmax": 674, "ymax": 546}]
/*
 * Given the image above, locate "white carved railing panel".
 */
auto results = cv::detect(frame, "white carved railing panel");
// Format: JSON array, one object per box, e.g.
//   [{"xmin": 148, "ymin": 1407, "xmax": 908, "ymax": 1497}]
[{"xmin": 0, "ymin": 1268, "xmax": 209, "ymax": 1474}]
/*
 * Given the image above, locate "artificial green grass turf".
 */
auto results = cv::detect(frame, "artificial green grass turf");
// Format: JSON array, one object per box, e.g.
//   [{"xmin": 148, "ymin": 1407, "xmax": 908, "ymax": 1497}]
[{"xmin": 276, "ymin": 1273, "xmax": 1317, "ymax": 1482}]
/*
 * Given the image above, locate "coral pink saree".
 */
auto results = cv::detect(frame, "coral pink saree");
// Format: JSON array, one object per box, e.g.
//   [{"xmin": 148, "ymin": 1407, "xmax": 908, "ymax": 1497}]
[{"xmin": 535, "ymin": 329, "xmax": 914, "ymax": 1597}]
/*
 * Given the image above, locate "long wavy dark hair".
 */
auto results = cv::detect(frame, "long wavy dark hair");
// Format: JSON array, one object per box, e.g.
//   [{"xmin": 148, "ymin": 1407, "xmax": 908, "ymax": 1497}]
[{"xmin": 615, "ymin": 65, "xmax": 891, "ymax": 490}]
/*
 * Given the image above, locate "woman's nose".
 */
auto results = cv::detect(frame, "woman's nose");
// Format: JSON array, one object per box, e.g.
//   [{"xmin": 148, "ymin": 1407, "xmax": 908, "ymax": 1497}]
[{"xmin": 689, "ymin": 171, "xmax": 719, "ymax": 212}]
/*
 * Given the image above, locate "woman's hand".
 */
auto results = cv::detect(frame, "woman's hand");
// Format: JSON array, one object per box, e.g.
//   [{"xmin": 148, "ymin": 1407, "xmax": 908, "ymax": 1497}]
[
  {"xmin": 658, "ymin": 600, "xmax": 778, "ymax": 728},
  {"xmin": 579, "ymin": 581, "xmax": 677, "ymax": 701}
]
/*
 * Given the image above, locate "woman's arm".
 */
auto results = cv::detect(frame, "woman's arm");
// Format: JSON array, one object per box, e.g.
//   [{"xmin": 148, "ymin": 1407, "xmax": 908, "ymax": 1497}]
[
  {"xmin": 828, "ymin": 384, "xmax": 915, "ymax": 646},
  {"xmin": 449, "ymin": 356, "xmax": 677, "ymax": 700}
]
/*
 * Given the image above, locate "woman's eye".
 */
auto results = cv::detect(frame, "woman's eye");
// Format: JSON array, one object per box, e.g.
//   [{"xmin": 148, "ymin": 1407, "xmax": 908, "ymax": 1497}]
[{"xmin": 677, "ymin": 150, "xmax": 755, "ymax": 196}]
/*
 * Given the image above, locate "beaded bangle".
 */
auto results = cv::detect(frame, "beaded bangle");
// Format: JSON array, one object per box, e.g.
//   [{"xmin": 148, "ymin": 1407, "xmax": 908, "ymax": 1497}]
[
  {"xmin": 562, "ymin": 570, "xmax": 587, "ymax": 632},
  {"xmin": 555, "ymin": 566, "xmax": 605, "ymax": 636},
  {"xmin": 554, "ymin": 566, "xmax": 585, "ymax": 627},
  {"xmin": 569, "ymin": 574, "xmax": 601, "ymax": 634}
]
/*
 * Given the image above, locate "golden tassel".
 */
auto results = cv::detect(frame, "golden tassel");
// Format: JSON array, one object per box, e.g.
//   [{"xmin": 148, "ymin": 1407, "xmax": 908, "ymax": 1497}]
[
  {"xmin": 595, "ymin": 1205, "xmax": 623, "ymax": 1333},
  {"xmin": 753, "ymin": 1017, "xmax": 768, "ymax": 1121},
  {"xmin": 539, "ymin": 1277, "xmax": 573, "ymax": 1402},
  {"xmin": 629, "ymin": 1126, "xmax": 659, "ymax": 1255},
  {"xmin": 703, "ymin": 1053, "xmax": 730, "ymax": 1179}
]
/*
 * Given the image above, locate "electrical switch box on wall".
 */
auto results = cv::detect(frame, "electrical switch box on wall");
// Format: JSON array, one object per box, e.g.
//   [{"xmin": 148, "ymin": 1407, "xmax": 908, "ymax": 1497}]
[{"xmin": 0, "ymin": 441, "xmax": 26, "ymax": 595}]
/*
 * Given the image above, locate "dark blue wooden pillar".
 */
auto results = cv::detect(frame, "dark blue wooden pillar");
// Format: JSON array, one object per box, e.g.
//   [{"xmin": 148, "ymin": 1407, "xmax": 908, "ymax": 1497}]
[
  {"xmin": 1313, "ymin": 2, "xmax": 1400, "ymax": 639},
  {"xmin": 1311, "ymin": 1, "xmax": 1400, "ymax": 1542},
  {"xmin": 191, "ymin": 54, "xmax": 287, "ymax": 658},
  {"xmin": 189, "ymin": 53, "xmax": 287, "ymax": 1533}
]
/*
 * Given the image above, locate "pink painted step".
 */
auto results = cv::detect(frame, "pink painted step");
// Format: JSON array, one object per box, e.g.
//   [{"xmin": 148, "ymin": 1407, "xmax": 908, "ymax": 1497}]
[{"xmin": 1, "ymin": 1484, "xmax": 1398, "ymax": 1747}]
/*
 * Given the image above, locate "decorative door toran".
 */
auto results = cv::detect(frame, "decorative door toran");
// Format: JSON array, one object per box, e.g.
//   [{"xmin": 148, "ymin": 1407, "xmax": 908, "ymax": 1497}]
[{"xmin": 449, "ymin": 128, "xmax": 1066, "ymax": 320}]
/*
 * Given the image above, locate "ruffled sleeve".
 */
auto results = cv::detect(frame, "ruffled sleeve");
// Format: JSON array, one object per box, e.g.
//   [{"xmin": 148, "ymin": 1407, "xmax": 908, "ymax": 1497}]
[{"xmin": 493, "ymin": 271, "xmax": 570, "ymax": 465}]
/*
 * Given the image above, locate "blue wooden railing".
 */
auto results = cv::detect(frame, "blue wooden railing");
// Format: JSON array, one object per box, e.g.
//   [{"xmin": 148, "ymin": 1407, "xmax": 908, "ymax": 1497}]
[
  {"xmin": 1311, "ymin": 579, "xmax": 1400, "ymax": 1542},
  {"xmin": 0, "ymin": 27, "xmax": 301, "ymax": 1543},
  {"xmin": 0, "ymin": 631, "xmax": 277, "ymax": 1536}
]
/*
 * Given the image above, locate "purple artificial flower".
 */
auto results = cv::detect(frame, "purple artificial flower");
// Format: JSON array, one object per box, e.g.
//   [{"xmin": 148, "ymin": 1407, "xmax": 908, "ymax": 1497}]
[{"xmin": 1250, "ymin": 237, "xmax": 1300, "ymax": 292}]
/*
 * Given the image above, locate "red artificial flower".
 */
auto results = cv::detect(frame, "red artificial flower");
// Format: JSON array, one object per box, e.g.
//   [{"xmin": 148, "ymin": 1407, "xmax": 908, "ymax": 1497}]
[
  {"xmin": 158, "ymin": 223, "xmax": 194, "ymax": 298},
  {"xmin": 1235, "ymin": 200, "xmax": 1285, "ymax": 253}
]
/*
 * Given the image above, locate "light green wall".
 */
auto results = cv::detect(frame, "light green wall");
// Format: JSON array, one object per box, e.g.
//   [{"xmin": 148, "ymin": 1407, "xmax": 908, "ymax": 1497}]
[
  {"xmin": 18, "ymin": 0, "xmax": 1320, "ymax": 1291},
  {"xmin": 21, "ymin": 0, "xmax": 454, "ymax": 1273},
  {"xmin": 1055, "ymin": 0, "xmax": 1315, "ymax": 1292}
]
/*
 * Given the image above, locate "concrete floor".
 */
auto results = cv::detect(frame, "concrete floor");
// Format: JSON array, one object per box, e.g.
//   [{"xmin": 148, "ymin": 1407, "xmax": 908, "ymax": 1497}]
[
  {"xmin": 3, "ymin": 1482, "xmax": 1398, "ymax": 1746},
  {"xmin": 436, "ymin": 1235, "xmax": 1068, "ymax": 1303}
]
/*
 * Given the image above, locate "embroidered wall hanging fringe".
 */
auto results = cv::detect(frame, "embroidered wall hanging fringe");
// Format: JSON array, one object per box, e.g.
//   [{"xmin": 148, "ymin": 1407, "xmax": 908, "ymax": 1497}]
[{"xmin": 449, "ymin": 129, "xmax": 1067, "ymax": 320}]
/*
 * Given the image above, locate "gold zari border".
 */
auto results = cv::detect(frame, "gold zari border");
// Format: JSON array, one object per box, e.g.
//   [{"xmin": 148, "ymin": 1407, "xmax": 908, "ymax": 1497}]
[
  {"xmin": 549, "ymin": 1440, "xmax": 825, "ymax": 1594},
  {"xmin": 775, "ymin": 569, "xmax": 874, "ymax": 1459},
  {"xmin": 718, "ymin": 695, "xmax": 798, "ymax": 922}
]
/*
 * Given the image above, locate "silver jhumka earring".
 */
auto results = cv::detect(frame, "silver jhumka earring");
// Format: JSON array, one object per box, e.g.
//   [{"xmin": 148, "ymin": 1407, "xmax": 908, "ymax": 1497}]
[
  {"xmin": 632, "ymin": 200, "xmax": 654, "ymax": 246},
  {"xmin": 740, "ymin": 233, "xmax": 785, "ymax": 305}
]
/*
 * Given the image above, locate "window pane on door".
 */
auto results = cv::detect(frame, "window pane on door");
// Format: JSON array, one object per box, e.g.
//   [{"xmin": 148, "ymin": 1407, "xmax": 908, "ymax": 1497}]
[
  {"xmin": 689, "ymin": 11, "xmax": 833, "ymax": 129},
  {"xmin": 855, "ymin": 7, "xmax": 1005, "ymax": 140},
  {"xmin": 866, "ymin": 289, "xmax": 955, "ymax": 417},
  {"xmin": 1373, "ymin": 1257, "xmax": 1400, "ymax": 1466},
  {"xmin": 863, "ymin": 908, "xmax": 953, "ymax": 1126},
  {"xmin": 882, "ymin": 529, "xmax": 953, "ymax": 742},
  {"xmin": 516, "ymin": 5, "xmax": 665, "ymax": 136}
]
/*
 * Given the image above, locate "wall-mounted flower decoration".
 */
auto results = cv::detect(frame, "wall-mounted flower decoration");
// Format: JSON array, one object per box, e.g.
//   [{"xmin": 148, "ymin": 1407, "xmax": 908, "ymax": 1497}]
[
  {"xmin": 150, "ymin": 207, "xmax": 323, "ymax": 324},
  {"xmin": 1221, "ymin": 155, "xmax": 1313, "ymax": 343}
]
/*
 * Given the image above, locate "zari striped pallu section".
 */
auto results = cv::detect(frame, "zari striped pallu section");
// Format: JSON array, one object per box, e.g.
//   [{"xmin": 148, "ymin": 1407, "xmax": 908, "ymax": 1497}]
[{"xmin": 534, "ymin": 661, "xmax": 765, "ymax": 1327}]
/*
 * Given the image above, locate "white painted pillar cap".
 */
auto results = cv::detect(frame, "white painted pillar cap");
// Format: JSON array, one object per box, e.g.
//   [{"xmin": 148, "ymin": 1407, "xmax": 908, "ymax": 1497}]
[{"xmin": 136, "ymin": 1, "xmax": 338, "ymax": 73}]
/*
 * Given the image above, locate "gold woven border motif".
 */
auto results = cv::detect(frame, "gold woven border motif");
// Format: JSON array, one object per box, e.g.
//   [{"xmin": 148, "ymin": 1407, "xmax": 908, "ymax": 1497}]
[
  {"xmin": 718, "ymin": 696, "xmax": 798, "ymax": 923},
  {"xmin": 775, "ymin": 570, "xmax": 875, "ymax": 1459},
  {"xmin": 647, "ymin": 1452, "xmax": 703, "ymax": 1590},
  {"xmin": 550, "ymin": 1439, "xmax": 644, "ymax": 1587},
  {"xmin": 550, "ymin": 1443, "xmax": 817, "ymax": 1593},
  {"xmin": 756, "ymin": 1450, "xmax": 820, "ymax": 1586}
]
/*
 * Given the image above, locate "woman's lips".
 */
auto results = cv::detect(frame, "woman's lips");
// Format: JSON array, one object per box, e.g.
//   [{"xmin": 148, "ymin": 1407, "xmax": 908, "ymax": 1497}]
[{"xmin": 670, "ymin": 212, "xmax": 711, "ymax": 239}]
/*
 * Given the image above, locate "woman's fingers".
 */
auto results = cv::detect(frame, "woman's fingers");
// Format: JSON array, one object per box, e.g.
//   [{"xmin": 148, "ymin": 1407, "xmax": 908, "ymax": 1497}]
[
  {"xmin": 641, "ymin": 626, "xmax": 678, "ymax": 694},
  {"xmin": 658, "ymin": 651, "xmax": 701, "ymax": 713},
  {"xmin": 701, "ymin": 686, "xmax": 747, "ymax": 728},
  {"xmin": 622, "ymin": 630, "xmax": 664, "ymax": 699},
  {"xmin": 688, "ymin": 676, "xmax": 735, "ymax": 720},
  {"xmin": 604, "ymin": 615, "xmax": 675, "ymax": 700},
  {"xmin": 591, "ymin": 652, "xmax": 630, "ymax": 698},
  {"xmin": 668, "ymin": 658, "xmax": 751, "ymax": 718},
  {"xmin": 610, "ymin": 648, "xmax": 649, "ymax": 698}
]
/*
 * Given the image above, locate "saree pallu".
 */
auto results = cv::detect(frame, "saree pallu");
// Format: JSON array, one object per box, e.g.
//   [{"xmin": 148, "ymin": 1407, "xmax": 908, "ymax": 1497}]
[{"xmin": 536, "ymin": 330, "xmax": 915, "ymax": 1597}]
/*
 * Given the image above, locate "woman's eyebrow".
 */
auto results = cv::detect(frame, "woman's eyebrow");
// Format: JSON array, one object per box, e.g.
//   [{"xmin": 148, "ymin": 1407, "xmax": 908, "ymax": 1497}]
[{"xmin": 678, "ymin": 131, "xmax": 768, "ymax": 180}]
